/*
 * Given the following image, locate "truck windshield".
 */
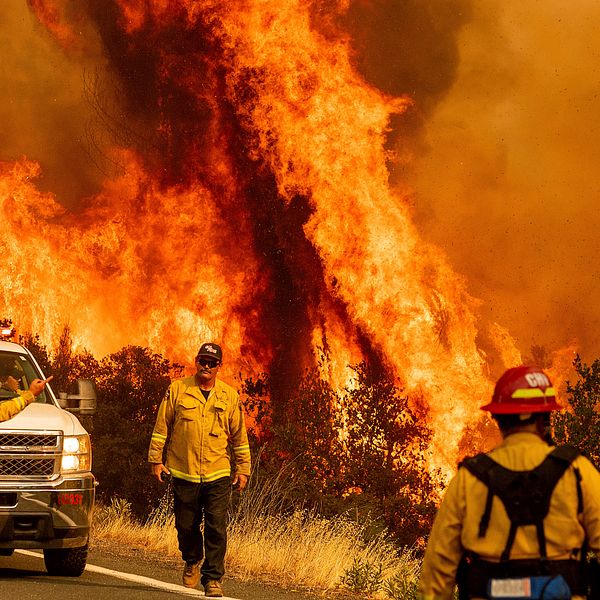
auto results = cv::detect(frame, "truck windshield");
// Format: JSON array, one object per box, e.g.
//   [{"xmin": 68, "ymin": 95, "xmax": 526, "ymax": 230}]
[{"xmin": 0, "ymin": 352, "xmax": 51, "ymax": 404}]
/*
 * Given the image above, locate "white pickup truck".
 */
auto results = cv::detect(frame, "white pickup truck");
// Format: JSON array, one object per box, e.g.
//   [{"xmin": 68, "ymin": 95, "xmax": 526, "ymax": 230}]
[{"xmin": 0, "ymin": 339, "xmax": 96, "ymax": 576}]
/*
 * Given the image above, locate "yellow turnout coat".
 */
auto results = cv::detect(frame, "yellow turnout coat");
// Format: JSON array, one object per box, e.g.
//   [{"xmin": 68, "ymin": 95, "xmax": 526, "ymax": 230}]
[
  {"xmin": 148, "ymin": 376, "xmax": 251, "ymax": 483},
  {"xmin": 0, "ymin": 390, "xmax": 35, "ymax": 422},
  {"xmin": 418, "ymin": 432, "xmax": 600, "ymax": 600}
]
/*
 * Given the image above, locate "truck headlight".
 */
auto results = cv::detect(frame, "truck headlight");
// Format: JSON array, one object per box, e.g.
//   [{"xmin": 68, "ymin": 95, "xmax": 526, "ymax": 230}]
[{"xmin": 61, "ymin": 434, "xmax": 91, "ymax": 473}]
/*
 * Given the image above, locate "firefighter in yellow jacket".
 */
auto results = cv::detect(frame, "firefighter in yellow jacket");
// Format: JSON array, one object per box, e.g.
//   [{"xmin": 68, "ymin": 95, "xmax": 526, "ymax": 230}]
[
  {"xmin": 418, "ymin": 366, "xmax": 600, "ymax": 600},
  {"xmin": 148, "ymin": 343, "xmax": 251, "ymax": 598},
  {"xmin": 0, "ymin": 374, "xmax": 53, "ymax": 421}
]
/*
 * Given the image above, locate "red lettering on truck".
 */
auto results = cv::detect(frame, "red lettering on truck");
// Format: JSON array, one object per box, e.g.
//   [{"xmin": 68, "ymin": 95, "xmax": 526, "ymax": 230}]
[{"xmin": 57, "ymin": 493, "xmax": 83, "ymax": 505}]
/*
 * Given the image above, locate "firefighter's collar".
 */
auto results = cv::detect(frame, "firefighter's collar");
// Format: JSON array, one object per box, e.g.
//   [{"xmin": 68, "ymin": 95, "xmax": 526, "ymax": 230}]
[
  {"xmin": 186, "ymin": 379, "xmax": 225, "ymax": 402},
  {"xmin": 501, "ymin": 431, "xmax": 548, "ymax": 446}
]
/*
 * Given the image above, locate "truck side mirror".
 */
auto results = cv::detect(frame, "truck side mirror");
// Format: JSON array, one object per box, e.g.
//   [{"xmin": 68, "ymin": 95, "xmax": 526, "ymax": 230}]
[{"xmin": 58, "ymin": 379, "xmax": 97, "ymax": 415}]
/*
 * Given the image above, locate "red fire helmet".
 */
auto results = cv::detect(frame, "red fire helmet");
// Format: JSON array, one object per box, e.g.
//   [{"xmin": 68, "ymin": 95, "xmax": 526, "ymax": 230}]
[{"xmin": 481, "ymin": 366, "xmax": 562, "ymax": 414}]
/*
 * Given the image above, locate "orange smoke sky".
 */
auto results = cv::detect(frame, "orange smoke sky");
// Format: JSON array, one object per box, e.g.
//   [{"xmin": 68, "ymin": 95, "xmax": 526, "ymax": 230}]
[
  {"xmin": 1, "ymin": 1, "xmax": 110, "ymax": 205},
  {"xmin": 336, "ymin": 0, "xmax": 599, "ymax": 367},
  {"xmin": 406, "ymin": 1, "xmax": 600, "ymax": 365}
]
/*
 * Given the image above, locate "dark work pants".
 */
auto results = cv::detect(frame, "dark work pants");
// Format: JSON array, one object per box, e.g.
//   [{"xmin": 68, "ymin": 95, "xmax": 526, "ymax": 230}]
[{"xmin": 173, "ymin": 476, "xmax": 230, "ymax": 584}]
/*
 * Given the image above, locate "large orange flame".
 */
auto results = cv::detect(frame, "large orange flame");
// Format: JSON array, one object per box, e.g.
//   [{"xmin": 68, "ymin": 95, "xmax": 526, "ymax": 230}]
[{"xmin": 0, "ymin": 0, "xmax": 540, "ymax": 475}]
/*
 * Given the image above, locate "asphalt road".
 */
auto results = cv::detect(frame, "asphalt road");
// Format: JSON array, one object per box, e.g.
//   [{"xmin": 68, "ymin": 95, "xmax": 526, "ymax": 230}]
[{"xmin": 0, "ymin": 546, "xmax": 327, "ymax": 600}]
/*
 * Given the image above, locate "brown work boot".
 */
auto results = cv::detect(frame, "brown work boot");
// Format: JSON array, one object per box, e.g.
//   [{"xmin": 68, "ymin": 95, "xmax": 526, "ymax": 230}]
[
  {"xmin": 182, "ymin": 561, "xmax": 200, "ymax": 588},
  {"xmin": 204, "ymin": 579, "xmax": 223, "ymax": 597}
]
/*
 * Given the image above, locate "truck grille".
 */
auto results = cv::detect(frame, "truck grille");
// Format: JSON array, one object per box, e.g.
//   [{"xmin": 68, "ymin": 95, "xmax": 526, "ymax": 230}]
[
  {"xmin": 0, "ymin": 433, "xmax": 58, "ymax": 449},
  {"xmin": 0, "ymin": 431, "xmax": 61, "ymax": 480}
]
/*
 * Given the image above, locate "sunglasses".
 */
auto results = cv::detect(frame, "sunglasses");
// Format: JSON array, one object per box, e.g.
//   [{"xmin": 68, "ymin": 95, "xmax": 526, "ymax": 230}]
[{"xmin": 196, "ymin": 357, "xmax": 220, "ymax": 368}]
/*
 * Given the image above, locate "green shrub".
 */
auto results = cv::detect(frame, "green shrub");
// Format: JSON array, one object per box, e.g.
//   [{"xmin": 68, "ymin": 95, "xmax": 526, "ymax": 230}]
[
  {"xmin": 382, "ymin": 573, "xmax": 418, "ymax": 599},
  {"xmin": 340, "ymin": 557, "xmax": 383, "ymax": 594}
]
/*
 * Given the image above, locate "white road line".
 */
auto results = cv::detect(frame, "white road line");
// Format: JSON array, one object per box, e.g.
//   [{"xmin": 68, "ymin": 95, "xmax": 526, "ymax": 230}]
[{"xmin": 15, "ymin": 549, "xmax": 241, "ymax": 599}]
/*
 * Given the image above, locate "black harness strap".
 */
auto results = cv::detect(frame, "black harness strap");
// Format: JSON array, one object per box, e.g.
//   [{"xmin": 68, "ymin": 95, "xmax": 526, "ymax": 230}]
[
  {"xmin": 574, "ymin": 466, "xmax": 583, "ymax": 514},
  {"xmin": 502, "ymin": 523, "xmax": 519, "ymax": 563},
  {"xmin": 460, "ymin": 445, "xmax": 580, "ymax": 562},
  {"xmin": 479, "ymin": 486, "xmax": 494, "ymax": 538}
]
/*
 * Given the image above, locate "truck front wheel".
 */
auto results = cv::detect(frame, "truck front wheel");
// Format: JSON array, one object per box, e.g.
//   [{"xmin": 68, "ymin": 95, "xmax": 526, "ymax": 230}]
[{"xmin": 43, "ymin": 544, "xmax": 88, "ymax": 576}]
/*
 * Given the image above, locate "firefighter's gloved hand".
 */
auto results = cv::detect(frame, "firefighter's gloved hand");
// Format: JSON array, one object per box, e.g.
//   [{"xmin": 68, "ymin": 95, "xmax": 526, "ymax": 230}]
[
  {"xmin": 232, "ymin": 473, "xmax": 248, "ymax": 492},
  {"xmin": 150, "ymin": 462, "xmax": 170, "ymax": 483},
  {"xmin": 29, "ymin": 376, "xmax": 53, "ymax": 397}
]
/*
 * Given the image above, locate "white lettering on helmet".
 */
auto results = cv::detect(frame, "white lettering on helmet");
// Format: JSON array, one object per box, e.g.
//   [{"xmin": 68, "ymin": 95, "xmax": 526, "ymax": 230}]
[
  {"xmin": 205, "ymin": 345, "xmax": 217, "ymax": 354},
  {"xmin": 524, "ymin": 372, "xmax": 550, "ymax": 387}
]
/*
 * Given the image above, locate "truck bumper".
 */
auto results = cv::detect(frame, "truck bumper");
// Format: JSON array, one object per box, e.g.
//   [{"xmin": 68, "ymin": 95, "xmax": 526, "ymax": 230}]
[{"xmin": 0, "ymin": 473, "xmax": 95, "ymax": 549}]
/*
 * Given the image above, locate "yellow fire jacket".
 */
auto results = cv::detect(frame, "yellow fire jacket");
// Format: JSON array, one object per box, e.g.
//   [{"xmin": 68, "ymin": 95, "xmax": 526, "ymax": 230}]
[
  {"xmin": 0, "ymin": 390, "xmax": 35, "ymax": 422},
  {"xmin": 418, "ymin": 432, "xmax": 600, "ymax": 600},
  {"xmin": 147, "ymin": 376, "xmax": 251, "ymax": 483}
]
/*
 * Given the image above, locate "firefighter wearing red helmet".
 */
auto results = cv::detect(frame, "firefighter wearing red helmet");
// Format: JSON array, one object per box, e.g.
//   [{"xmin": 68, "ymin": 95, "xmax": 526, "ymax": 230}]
[
  {"xmin": 418, "ymin": 366, "xmax": 600, "ymax": 600},
  {"xmin": 482, "ymin": 366, "xmax": 562, "ymax": 415}
]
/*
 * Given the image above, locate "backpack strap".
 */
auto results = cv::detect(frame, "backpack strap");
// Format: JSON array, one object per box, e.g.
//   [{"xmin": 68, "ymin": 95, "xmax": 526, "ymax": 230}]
[
  {"xmin": 549, "ymin": 444, "xmax": 580, "ymax": 467},
  {"xmin": 459, "ymin": 453, "xmax": 497, "ymax": 539},
  {"xmin": 559, "ymin": 447, "xmax": 587, "ymax": 566},
  {"xmin": 460, "ymin": 445, "xmax": 580, "ymax": 562}
]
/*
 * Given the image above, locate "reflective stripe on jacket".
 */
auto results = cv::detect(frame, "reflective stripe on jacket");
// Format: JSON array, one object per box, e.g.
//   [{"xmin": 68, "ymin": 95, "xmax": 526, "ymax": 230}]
[
  {"xmin": 0, "ymin": 390, "xmax": 34, "ymax": 422},
  {"xmin": 148, "ymin": 376, "xmax": 251, "ymax": 483},
  {"xmin": 417, "ymin": 432, "xmax": 600, "ymax": 600}
]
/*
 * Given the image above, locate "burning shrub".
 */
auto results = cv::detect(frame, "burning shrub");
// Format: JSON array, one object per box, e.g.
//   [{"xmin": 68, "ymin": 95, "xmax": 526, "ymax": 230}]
[
  {"xmin": 553, "ymin": 354, "xmax": 600, "ymax": 467},
  {"xmin": 242, "ymin": 361, "xmax": 440, "ymax": 547}
]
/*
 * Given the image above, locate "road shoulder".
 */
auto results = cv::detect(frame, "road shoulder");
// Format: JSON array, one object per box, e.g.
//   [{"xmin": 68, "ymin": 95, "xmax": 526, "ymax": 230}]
[{"xmin": 89, "ymin": 538, "xmax": 328, "ymax": 600}]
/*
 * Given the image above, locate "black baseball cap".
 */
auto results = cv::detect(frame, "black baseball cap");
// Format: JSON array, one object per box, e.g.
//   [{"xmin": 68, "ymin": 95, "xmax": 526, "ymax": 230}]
[{"xmin": 196, "ymin": 343, "xmax": 222, "ymax": 362}]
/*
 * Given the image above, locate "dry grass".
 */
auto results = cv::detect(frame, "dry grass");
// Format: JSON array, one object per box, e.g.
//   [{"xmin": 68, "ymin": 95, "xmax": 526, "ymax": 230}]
[
  {"xmin": 228, "ymin": 509, "xmax": 419, "ymax": 594},
  {"xmin": 93, "ymin": 495, "xmax": 179, "ymax": 557},
  {"xmin": 92, "ymin": 474, "xmax": 420, "ymax": 597}
]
